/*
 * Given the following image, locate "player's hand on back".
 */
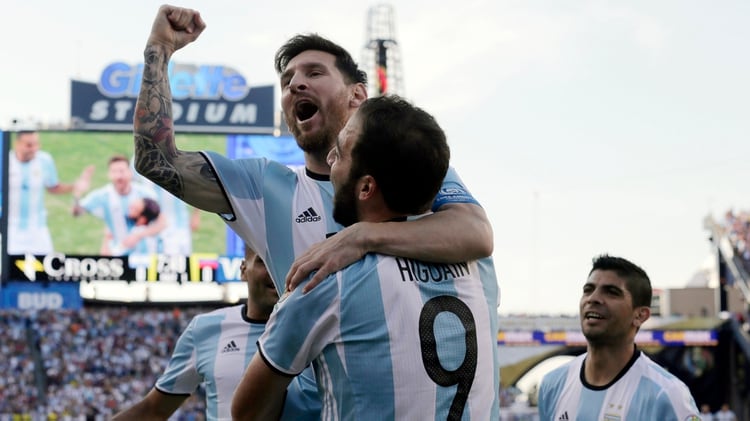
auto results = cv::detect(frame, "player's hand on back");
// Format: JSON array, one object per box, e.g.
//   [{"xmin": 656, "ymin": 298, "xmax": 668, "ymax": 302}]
[{"xmin": 285, "ymin": 224, "xmax": 369, "ymax": 294}]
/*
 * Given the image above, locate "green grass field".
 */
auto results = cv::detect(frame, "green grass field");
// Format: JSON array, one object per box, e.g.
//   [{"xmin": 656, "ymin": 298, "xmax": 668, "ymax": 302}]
[{"xmin": 34, "ymin": 131, "xmax": 229, "ymax": 255}]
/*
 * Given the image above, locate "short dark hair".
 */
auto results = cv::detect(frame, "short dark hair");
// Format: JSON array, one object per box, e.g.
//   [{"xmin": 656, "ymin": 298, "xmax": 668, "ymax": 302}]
[
  {"xmin": 140, "ymin": 198, "xmax": 161, "ymax": 223},
  {"xmin": 350, "ymin": 95, "xmax": 450, "ymax": 215},
  {"xmin": 275, "ymin": 33, "xmax": 367, "ymax": 85},
  {"xmin": 16, "ymin": 130, "xmax": 37, "ymax": 138},
  {"xmin": 108, "ymin": 154, "xmax": 130, "ymax": 166},
  {"xmin": 589, "ymin": 254, "xmax": 652, "ymax": 308}
]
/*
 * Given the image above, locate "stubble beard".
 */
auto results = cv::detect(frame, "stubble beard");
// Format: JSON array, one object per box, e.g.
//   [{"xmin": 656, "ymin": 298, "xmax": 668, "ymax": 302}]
[
  {"xmin": 582, "ymin": 324, "xmax": 622, "ymax": 348},
  {"xmin": 333, "ymin": 178, "xmax": 359, "ymax": 227},
  {"xmin": 286, "ymin": 101, "xmax": 350, "ymax": 158}
]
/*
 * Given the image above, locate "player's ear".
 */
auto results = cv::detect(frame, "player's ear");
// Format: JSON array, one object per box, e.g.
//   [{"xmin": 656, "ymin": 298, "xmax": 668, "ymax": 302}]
[
  {"xmin": 633, "ymin": 306, "xmax": 651, "ymax": 328},
  {"xmin": 357, "ymin": 175, "xmax": 376, "ymax": 200},
  {"xmin": 350, "ymin": 83, "xmax": 367, "ymax": 108}
]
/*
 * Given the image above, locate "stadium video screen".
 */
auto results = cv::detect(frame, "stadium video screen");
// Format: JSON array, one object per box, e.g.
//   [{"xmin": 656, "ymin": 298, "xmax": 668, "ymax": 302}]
[{"xmin": 4, "ymin": 130, "xmax": 303, "ymax": 287}]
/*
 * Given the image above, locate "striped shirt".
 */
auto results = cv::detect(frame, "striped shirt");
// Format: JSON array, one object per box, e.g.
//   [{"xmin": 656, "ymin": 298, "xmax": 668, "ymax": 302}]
[
  {"xmin": 258, "ymin": 254, "xmax": 500, "ymax": 421},
  {"xmin": 201, "ymin": 152, "xmax": 480, "ymax": 296},
  {"xmin": 8, "ymin": 151, "xmax": 59, "ymax": 253},
  {"xmin": 201, "ymin": 152, "xmax": 483, "ymax": 420},
  {"xmin": 155, "ymin": 304, "xmax": 318, "ymax": 421},
  {"xmin": 79, "ymin": 183, "xmax": 156, "ymax": 255},
  {"xmin": 538, "ymin": 351, "xmax": 701, "ymax": 421}
]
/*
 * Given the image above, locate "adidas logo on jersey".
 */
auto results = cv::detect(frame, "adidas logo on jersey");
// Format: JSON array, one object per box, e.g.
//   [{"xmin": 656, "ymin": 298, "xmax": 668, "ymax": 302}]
[
  {"xmin": 558, "ymin": 412, "xmax": 569, "ymax": 421},
  {"xmin": 296, "ymin": 207, "xmax": 322, "ymax": 223},
  {"xmin": 222, "ymin": 340, "xmax": 240, "ymax": 353}
]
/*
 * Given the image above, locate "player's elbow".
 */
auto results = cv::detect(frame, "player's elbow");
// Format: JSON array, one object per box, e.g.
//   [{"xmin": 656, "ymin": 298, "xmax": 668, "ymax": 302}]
[
  {"xmin": 131, "ymin": 156, "xmax": 149, "ymax": 180},
  {"xmin": 231, "ymin": 396, "xmax": 280, "ymax": 421},
  {"xmin": 454, "ymin": 203, "xmax": 494, "ymax": 258},
  {"xmin": 474, "ymin": 217, "xmax": 494, "ymax": 257},
  {"xmin": 231, "ymin": 396, "xmax": 253, "ymax": 421}
]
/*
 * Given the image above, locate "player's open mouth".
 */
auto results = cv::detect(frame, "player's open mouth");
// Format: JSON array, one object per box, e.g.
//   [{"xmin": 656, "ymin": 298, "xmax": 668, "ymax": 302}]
[
  {"xmin": 584, "ymin": 312, "xmax": 604, "ymax": 320},
  {"xmin": 295, "ymin": 100, "xmax": 319, "ymax": 122}
]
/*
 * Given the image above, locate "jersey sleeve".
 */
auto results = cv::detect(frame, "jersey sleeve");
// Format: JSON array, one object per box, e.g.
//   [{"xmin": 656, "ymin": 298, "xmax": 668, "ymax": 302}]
[
  {"xmin": 431, "ymin": 166, "xmax": 481, "ymax": 211},
  {"xmin": 653, "ymin": 383, "xmax": 700, "ymax": 421},
  {"xmin": 257, "ymin": 275, "xmax": 341, "ymax": 375},
  {"xmin": 200, "ymin": 150, "xmax": 271, "ymax": 251},
  {"xmin": 200, "ymin": 150, "xmax": 301, "ymax": 295},
  {"xmin": 537, "ymin": 373, "xmax": 554, "ymax": 420},
  {"xmin": 537, "ymin": 363, "xmax": 570, "ymax": 420},
  {"xmin": 155, "ymin": 316, "xmax": 203, "ymax": 395},
  {"xmin": 200, "ymin": 151, "xmax": 268, "ymax": 216}
]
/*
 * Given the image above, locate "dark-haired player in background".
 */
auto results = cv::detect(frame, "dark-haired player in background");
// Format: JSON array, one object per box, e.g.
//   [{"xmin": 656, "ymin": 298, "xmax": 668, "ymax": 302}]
[
  {"xmin": 538, "ymin": 255, "xmax": 700, "ymax": 420},
  {"xmin": 113, "ymin": 244, "xmax": 320, "ymax": 420}
]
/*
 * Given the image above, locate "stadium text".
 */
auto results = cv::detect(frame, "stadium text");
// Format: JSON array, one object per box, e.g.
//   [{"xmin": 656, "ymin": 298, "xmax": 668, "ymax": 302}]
[
  {"xmin": 87, "ymin": 100, "xmax": 258, "ymax": 124},
  {"xmin": 99, "ymin": 62, "xmax": 249, "ymax": 100}
]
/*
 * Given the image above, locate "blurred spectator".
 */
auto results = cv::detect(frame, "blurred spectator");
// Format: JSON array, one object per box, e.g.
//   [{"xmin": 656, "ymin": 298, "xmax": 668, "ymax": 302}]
[
  {"xmin": 715, "ymin": 403, "xmax": 737, "ymax": 421},
  {"xmin": 700, "ymin": 403, "xmax": 716, "ymax": 421}
]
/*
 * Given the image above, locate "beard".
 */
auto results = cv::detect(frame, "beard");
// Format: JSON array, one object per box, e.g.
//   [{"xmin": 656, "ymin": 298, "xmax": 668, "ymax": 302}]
[
  {"xmin": 333, "ymin": 176, "xmax": 359, "ymax": 227},
  {"xmin": 285, "ymin": 115, "xmax": 330, "ymax": 155},
  {"xmin": 284, "ymin": 98, "xmax": 351, "ymax": 157},
  {"xmin": 581, "ymin": 322, "xmax": 624, "ymax": 347}
]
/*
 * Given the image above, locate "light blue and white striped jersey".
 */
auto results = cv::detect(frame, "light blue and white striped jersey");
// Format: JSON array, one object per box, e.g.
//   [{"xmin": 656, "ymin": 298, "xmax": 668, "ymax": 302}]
[
  {"xmin": 201, "ymin": 152, "xmax": 480, "ymax": 296},
  {"xmin": 156, "ymin": 304, "xmax": 320, "ymax": 421},
  {"xmin": 8, "ymin": 151, "xmax": 58, "ymax": 232},
  {"xmin": 258, "ymin": 254, "xmax": 500, "ymax": 421},
  {"xmin": 201, "ymin": 152, "xmax": 484, "ymax": 420},
  {"xmin": 538, "ymin": 351, "xmax": 701, "ymax": 421},
  {"xmin": 79, "ymin": 183, "xmax": 156, "ymax": 255}
]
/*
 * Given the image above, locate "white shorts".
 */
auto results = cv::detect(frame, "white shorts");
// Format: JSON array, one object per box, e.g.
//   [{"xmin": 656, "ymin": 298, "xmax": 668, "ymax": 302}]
[{"xmin": 8, "ymin": 225, "xmax": 54, "ymax": 255}]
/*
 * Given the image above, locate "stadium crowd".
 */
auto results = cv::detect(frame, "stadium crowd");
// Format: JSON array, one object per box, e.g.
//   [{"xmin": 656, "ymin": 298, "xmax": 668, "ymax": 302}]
[{"xmin": 0, "ymin": 306, "xmax": 214, "ymax": 420}]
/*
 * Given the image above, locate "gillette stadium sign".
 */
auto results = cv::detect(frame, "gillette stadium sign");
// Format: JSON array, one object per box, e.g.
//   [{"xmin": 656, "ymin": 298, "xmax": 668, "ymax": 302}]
[{"xmin": 70, "ymin": 62, "xmax": 275, "ymax": 133}]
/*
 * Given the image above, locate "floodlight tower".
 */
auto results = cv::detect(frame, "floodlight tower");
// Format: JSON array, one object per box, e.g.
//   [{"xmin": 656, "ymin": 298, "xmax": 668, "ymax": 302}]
[{"xmin": 361, "ymin": 4, "xmax": 404, "ymax": 97}]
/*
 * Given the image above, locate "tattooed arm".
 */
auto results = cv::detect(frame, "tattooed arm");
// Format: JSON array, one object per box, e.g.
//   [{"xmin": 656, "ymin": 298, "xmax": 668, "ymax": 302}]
[{"xmin": 134, "ymin": 5, "xmax": 230, "ymax": 214}]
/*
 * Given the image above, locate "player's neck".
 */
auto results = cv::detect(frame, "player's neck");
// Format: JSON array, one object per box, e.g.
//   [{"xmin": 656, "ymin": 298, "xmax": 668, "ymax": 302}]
[
  {"xmin": 304, "ymin": 152, "xmax": 331, "ymax": 176},
  {"xmin": 584, "ymin": 342, "xmax": 636, "ymax": 386},
  {"xmin": 245, "ymin": 304, "xmax": 270, "ymax": 322}
]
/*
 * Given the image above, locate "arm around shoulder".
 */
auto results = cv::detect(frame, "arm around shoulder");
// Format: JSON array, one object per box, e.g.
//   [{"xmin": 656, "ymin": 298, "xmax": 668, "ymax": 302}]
[
  {"xmin": 368, "ymin": 202, "xmax": 493, "ymax": 262},
  {"xmin": 284, "ymin": 202, "xmax": 493, "ymax": 292}
]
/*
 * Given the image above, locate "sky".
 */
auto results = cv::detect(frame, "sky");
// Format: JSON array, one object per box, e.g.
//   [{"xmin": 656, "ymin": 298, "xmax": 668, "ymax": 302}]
[{"xmin": 2, "ymin": 0, "xmax": 750, "ymax": 315}]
